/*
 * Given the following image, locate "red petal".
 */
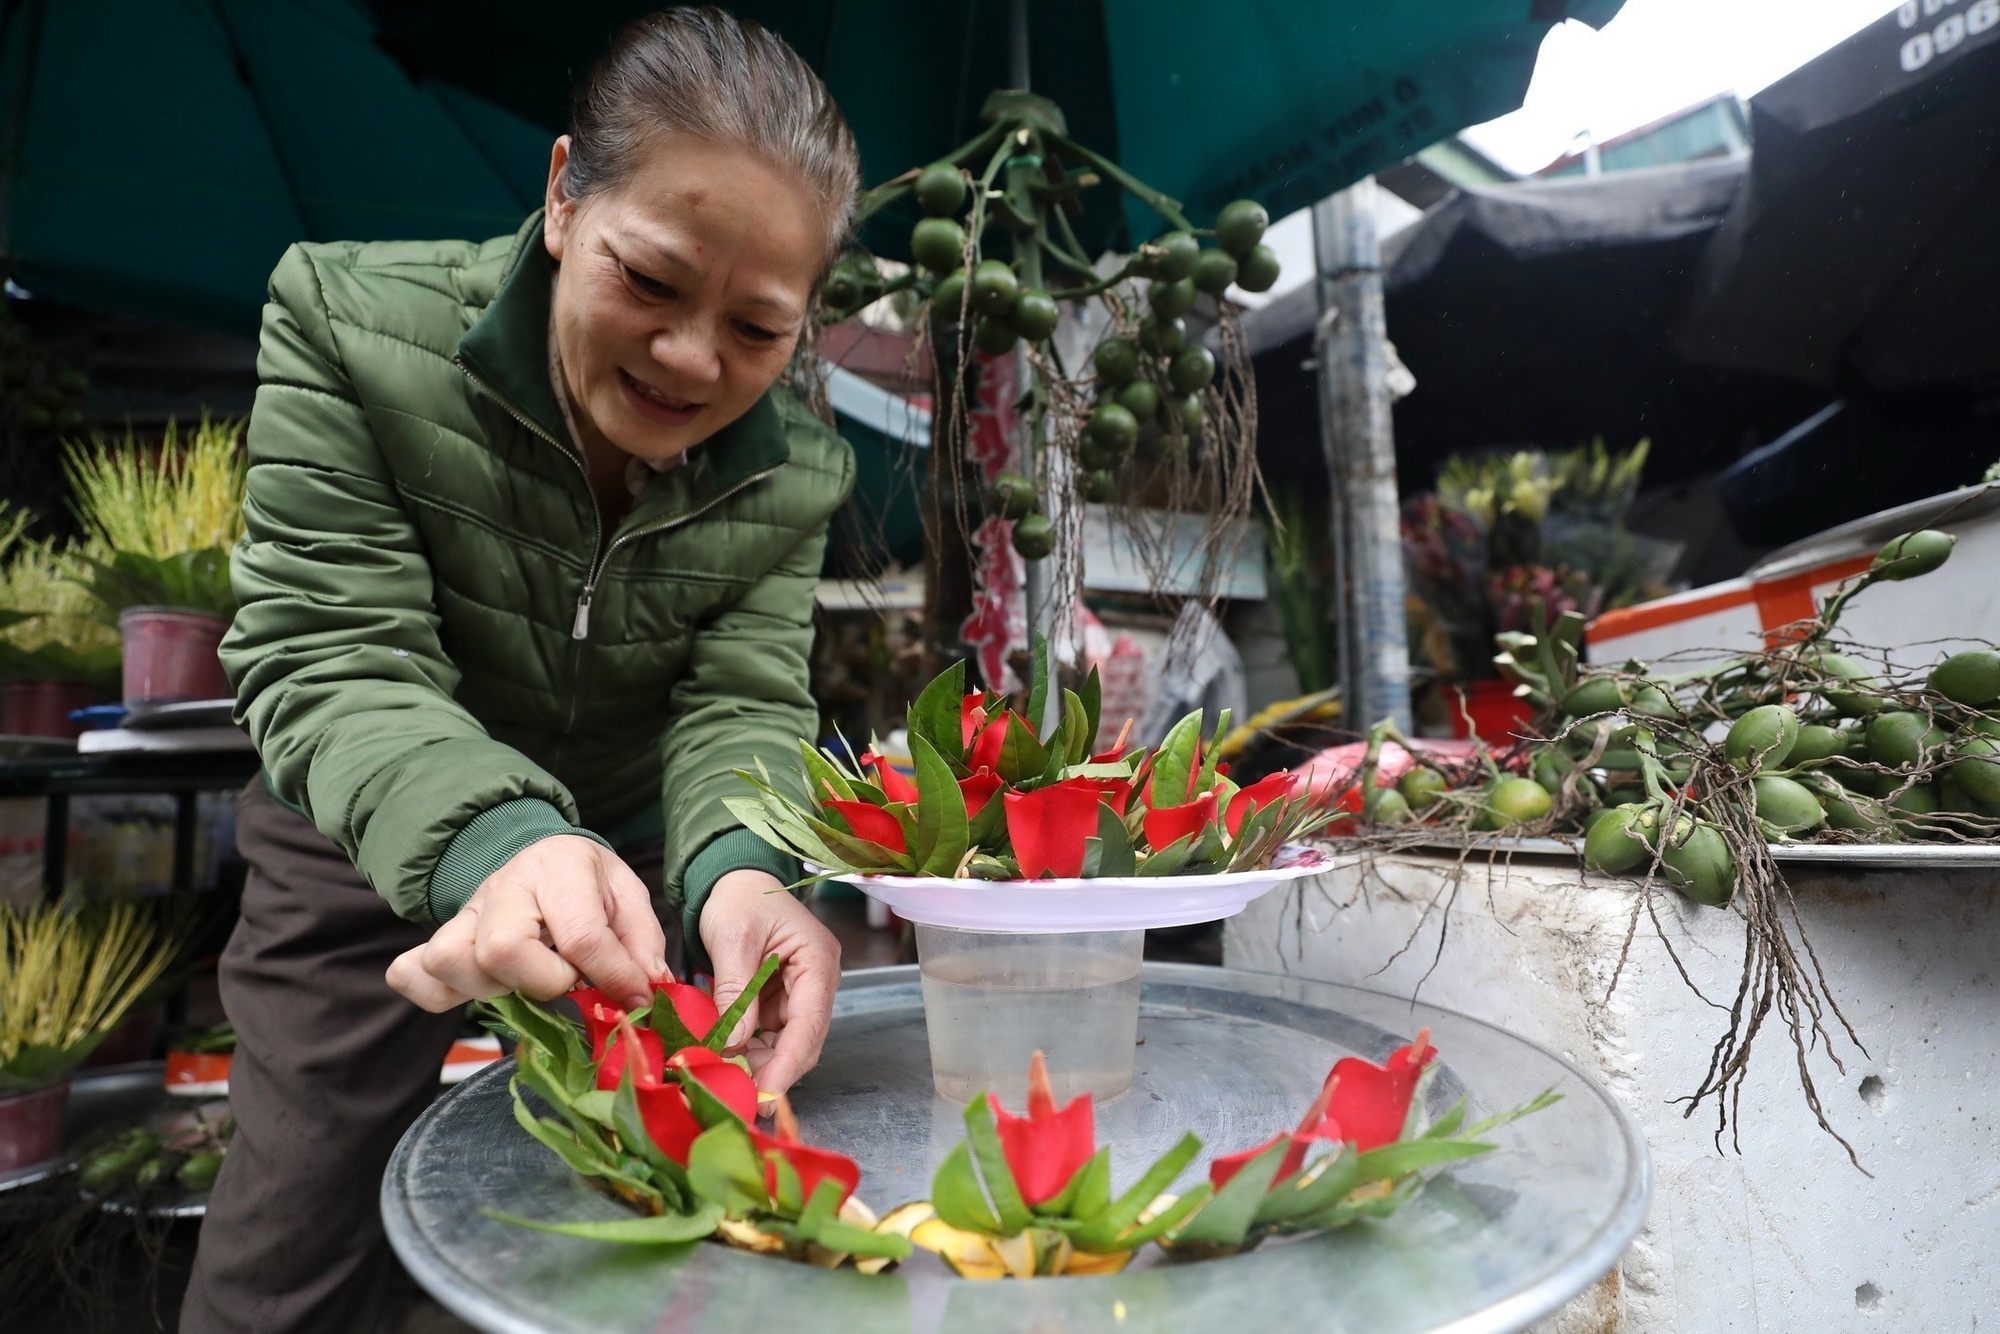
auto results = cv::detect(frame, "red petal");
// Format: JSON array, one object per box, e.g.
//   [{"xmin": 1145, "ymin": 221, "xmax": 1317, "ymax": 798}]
[
  {"xmin": 570, "ymin": 987, "xmax": 626, "ymax": 1054},
  {"xmin": 595, "ymin": 1024, "xmax": 666, "ymax": 1091},
  {"xmin": 1225, "ymin": 771, "xmax": 1296, "ymax": 837},
  {"xmin": 1208, "ymin": 1132, "xmax": 1286, "ymax": 1189},
  {"xmin": 961, "ymin": 695, "xmax": 988, "ymax": 748},
  {"xmin": 1324, "ymin": 1034, "xmax": 1436, "ymax": 1151},
  {"xmin": 862, "ymin": 751, "xmax": 921, "ymax": 805},
  {"xmin": 825, "ymin": 798, "xmax": 908, "ymax": 854},
  {"xmin": 633, "ymin": 1081, "xmax": 704, "ymax": 1165},
  {"xmin": 668, "ymin": 1047, "xmax": 760, "ymax": 1124},
  {"xmin": 1142, "ymin": 791, "xmax": 1218, "ymax": 850},
  {"xmin": 989, "ymin": 1091, "xmax": 1096, "ymax": 1205},
  {"xmin": 1002, "ymin": 779, "xmax": 1107, "ymax": 879},
  {"xmin": 968, "ymin": 712, "xmax": 1010, "ymax": 773},
  {"xmin": 751, "ymin": 1128, "xmax": 861, "ymax": 1208},
  {"xmin": 1208, "ymin": 1128, "xmax": 1330, "ymax": 1190},
  {"xmin": 959, "ymin": 768, "xmax": 1004, "ymax": 816},
  {"xmin": 655, "ymin": 980, "xmax": 720, "ymax": 1042}
]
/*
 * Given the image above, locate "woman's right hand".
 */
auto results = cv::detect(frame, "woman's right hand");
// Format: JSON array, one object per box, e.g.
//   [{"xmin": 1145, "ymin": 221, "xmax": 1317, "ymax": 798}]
[{"xmin": 386, "ymin": 834, "xmax": 668, "ymax": 1011}]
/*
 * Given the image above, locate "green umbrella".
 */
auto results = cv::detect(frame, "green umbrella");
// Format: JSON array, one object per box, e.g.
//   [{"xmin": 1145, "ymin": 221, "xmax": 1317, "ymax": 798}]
[
  {"xmin": 373, "ymin": 0, "xmax": 1626, "ymax": 256},
  {"xmin": 0, "ymin": 0, "xmax": 550, "ymax": 335}
]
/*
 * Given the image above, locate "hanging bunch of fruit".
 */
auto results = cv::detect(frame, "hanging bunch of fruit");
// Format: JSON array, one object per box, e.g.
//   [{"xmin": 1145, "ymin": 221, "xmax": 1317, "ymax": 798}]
[{"xmin": 816, "ymin": 92, "xmax": 1278, "ymax": 560}]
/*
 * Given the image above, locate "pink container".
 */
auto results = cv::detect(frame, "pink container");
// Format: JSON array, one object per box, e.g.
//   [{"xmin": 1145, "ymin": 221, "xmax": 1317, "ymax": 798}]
[
  {"xmin": 120, "ymin": 607, "xmax": 231, "ymax": 706},
  {"xmin": 0, "ymin": 680, "xmax": 106, "ymax": 738},
  {"xmin": 0, "ymin": 1079, "xmax": 70, "ymax": 1175}
]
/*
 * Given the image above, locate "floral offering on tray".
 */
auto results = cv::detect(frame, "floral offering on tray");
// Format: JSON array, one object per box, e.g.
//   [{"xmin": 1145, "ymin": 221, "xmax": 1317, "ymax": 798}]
[
  {"xmin": 726, "ymin": 640, "xmax": 1332, "ymax": 881},
  {"xmin": 485, "ymin": 982, "xmax": 1557, "ymax": 1275}
]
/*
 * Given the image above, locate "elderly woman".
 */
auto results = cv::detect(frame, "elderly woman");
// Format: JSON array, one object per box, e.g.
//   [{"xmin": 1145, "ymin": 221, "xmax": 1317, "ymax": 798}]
[{"xmin": 184, "ymin": 11, "xmax": 857, "ymax": 1331}]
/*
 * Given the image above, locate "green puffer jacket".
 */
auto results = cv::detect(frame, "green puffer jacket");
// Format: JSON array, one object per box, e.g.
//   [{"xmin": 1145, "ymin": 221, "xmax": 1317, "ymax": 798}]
[{"xmin": 221, "ymin": 212, "xmax": 852, "ymax": 944}]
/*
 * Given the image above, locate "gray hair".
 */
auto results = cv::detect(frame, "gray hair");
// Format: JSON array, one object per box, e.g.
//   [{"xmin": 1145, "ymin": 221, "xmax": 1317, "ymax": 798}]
[{"xmin": 562, "ymin": 7, "xmax": 860, "ymax": 266}]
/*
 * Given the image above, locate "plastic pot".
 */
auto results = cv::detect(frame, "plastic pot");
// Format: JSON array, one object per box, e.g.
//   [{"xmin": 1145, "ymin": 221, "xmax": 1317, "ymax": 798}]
[
  {"xmin": 0, "ymin": 1079, "xmax": 69, "ymax": 1176},
  {"xmin": 914, "ymin": 923, "xmax": 1144, "ymax": 1105},
  {"xmin": 119, "ymin": 607, "xmax": 230, "ymax": 707},
  {"xmin": 0, "ymin": 680, "xmax": 106, "ymax": 738}
]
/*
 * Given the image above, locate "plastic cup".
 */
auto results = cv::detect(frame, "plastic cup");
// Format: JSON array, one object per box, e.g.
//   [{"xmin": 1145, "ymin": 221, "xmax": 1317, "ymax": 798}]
[
  {"xmin": 119, "ymin": 607, "xmax": 231, "ymax": 706},
  {"xmin": 914, "ymin": 923, "xmax": 1144, "ymax": 1105},
  {"xmin": 0, "ymin": 1079, "xmax": 69, "ymax": 1175}
]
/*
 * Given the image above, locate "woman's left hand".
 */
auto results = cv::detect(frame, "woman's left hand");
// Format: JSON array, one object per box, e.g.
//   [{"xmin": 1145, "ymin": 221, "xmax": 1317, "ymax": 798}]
[{"xmin": 699, "ymin": 870, "xmax": 842, "ymax": 1098}]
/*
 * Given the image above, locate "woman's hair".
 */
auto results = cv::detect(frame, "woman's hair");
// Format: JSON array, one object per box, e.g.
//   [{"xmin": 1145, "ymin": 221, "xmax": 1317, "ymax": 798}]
[{"xmin": 562, "ymin": 7, "xmax": 860, "ymax": 266}]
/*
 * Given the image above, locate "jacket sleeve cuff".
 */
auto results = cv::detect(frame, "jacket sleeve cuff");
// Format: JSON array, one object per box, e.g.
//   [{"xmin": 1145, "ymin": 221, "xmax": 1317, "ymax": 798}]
[
  {"xmin": 681, "ymin": 828, "xmax": 802, "ymax": 974},
  {"xmin": 428, "ymin": 798, "xmax": 611, "ymax": 923}
]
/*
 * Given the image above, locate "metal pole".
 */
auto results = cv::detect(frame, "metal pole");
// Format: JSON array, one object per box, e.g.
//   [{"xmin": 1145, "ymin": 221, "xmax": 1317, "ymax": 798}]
[{"xmin": 1312, "ymin": 178, "xmax": 1412, "ymax": 734}]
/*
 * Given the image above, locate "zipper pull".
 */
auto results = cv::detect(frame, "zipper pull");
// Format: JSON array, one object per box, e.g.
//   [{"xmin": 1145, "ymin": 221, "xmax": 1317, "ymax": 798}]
[{"xmin": 572, "ymin": 586, "xmax": 594, "ymax": 640}]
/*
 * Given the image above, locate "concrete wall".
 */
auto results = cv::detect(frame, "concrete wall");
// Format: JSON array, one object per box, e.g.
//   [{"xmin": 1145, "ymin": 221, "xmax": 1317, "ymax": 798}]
[{"xmin": 1224, "ymin": 851, "xmax": 2000, "ymax": 1332}]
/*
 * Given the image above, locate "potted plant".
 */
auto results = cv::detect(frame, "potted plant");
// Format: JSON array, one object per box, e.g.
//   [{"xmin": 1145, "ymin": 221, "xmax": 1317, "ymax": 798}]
[
  {"xmin": 66, "ymin": 416, "xmax": 246, "ymax": 707},
  {"xmin": 0, "ymin": 898, "xmax": 186, "ymax": 1178},
  {"xmin": 0, "ymin": 518, "xmax": 122, "ymax": 738}
]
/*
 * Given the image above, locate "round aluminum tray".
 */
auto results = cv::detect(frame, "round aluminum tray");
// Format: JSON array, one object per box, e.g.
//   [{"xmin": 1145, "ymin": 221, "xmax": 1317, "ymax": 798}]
[
  {"xmin": 1401, "ymin": 834, "xmax": 2000, "ymax": 868},
  {"xmin": 384, "ymin": 964, "xmax": 1650, "ymax": 1334}
]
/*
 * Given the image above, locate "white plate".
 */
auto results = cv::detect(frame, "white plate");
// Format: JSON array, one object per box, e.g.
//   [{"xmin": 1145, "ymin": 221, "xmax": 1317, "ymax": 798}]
[{"xmin": 821, "ymin": 843, "xmax": 1334, "ymax": 932}]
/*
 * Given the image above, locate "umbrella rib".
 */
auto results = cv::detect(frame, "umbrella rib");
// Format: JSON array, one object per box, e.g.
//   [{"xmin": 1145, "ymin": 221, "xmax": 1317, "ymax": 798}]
[
  {"xmin": 200, "ymin": 0, "xmax": 314, "ymax": 240},
  {"xmin": 0, "ymin": 0, "xmax": 49, "ymax": 259},
  {"xmin": 426, "ymin": 85, "xmax": 539, "ymax": 213}
]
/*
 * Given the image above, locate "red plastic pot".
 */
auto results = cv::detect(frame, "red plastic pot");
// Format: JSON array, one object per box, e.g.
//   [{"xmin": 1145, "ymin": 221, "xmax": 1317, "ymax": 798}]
[
  {"xmin": 0, "ymin": 1079, "xmax": 69, "ymax": 1175},
  {"xmin": 1445, "ymin": 679, "xmax": 1536, "ymax": 744},
  {"xmin": 0, "ymin": 680, "xmax": 106, "ymax": 738},
  {"xmin": 120, "ymin": 607, "xmax": 231, "ymax": 706}
]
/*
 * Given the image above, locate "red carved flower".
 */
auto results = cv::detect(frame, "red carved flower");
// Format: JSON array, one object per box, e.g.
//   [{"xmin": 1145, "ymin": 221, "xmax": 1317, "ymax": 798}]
[
  {"xmin": 1142, "ymin": 790, "xmax": 1218, "ymax": 850},
  {"xmin": 1209, "ymin": 1073, "xmax": 1344, "ymax": 1189},
  {"xmin": 1324, "ymin": 1029, "xmax": 1435, "ymax": 1152},
  {"xmin": 860, "ymin": 750, "xmax": 919, "ymax": 804},
  {"xmin": 750, "ymin": 1094, "xmax": 861, "ymax": 1208},
  {"xmin": 825, "ymin": 798, "xmax": 907, "ymax": 854},
  {"xmin": 1225, "ymin": 771, "xmax": 1296, "ymax": 837},
  {"xmin": 1004, "ymin": 777, "xmax": 1124, "ymax": 878},
  {"xmin": 990, "ymin": 1052, "xmax": 1094, "ymax": 1205},
  {"xmin": 959, "ymin": 767, "xmax": 1005, "ymax": 816}
]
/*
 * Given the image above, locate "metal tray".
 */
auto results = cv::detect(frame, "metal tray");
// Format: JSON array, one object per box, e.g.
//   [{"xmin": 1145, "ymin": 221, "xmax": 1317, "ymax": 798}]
[
  {"xmin": 1399, "ymin": 834, "xmax": 2000, "ymax": 868},
  {"xmin": 384, "ymin": 964, "xmax": 1650, "ymax": 1334}
]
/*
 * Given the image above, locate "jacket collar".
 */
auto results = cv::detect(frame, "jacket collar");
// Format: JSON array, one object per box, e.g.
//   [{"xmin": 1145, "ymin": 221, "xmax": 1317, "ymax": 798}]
[{"xmin": 456, "ymin": 211, "xmax": 791, "ymax": 498}]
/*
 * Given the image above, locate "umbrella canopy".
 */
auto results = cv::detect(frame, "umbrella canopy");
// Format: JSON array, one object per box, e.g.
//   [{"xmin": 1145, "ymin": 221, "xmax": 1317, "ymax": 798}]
[
  {"xmin": 1672, "ymin": 5, "xmax": 2000, "ymax": 391},
  {"xmin": 1242, "ymin": 159, "xmax": 1824, "ymax": 494},
  {"xmin": 0, "ymin": 0, "xmax": 552, "ymax": 335},
  {"xmin": 369, "ymin": 0, "xmax": 1626, "ymax": 258}
]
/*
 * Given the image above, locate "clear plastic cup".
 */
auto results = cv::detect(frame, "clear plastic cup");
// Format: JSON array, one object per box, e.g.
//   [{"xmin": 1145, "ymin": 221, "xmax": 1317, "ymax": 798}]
[{"xmin": 914, "ymin": 923, "xmax": 1144, "ymax": 1105}]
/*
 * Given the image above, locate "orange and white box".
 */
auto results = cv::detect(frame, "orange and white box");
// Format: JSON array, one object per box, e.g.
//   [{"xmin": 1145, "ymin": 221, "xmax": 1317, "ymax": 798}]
[{"xmin": 1589, "ymin": 490, "xmax": 2000, "ymax": 672}]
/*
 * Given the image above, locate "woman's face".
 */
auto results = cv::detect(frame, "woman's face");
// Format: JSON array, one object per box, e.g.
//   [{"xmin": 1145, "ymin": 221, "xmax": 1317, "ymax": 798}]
[{"xmin": 543, "ymin": 134, "xmax": 823, "ymax": 463}]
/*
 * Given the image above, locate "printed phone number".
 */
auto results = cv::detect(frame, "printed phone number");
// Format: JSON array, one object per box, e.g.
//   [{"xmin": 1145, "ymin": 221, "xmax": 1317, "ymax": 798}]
[{"xmin": 1897, "ymin": 0, "xmax": 1998, "ymax": 71}]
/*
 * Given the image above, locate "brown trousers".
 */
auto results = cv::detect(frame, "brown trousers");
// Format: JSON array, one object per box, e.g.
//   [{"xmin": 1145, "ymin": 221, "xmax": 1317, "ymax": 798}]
[{"xmin": 181, "ymin": 784, "xmax": 672, "ymax": 1334}]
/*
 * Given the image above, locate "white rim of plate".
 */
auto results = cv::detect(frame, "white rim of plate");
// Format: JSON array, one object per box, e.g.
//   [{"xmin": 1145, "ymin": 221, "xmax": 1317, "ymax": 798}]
[{"xmin": 810, "ymin": 841, "xmax": 1333, "ymax": 892}]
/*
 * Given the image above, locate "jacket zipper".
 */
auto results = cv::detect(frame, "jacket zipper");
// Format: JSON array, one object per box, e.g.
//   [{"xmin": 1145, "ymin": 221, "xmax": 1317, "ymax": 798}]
[{"xmin": 454, "ymin": 357, "xmax": 786, "ymax": 724}]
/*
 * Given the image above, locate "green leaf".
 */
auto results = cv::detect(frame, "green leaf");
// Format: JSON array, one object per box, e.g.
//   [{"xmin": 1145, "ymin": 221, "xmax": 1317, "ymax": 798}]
[
  {"xmin": 1167, "ymin": 1139, "xmax": 1286, "ymax": 1248},
  {"xmin": 705, "ymin": 953, "xmax": 782, "ymax": 1051},
  {"xmin": 1068, "ymin": 1132, "xmax": 1201, "ymax": 1250},
  {"xmin": 511, "ymin": 1078, "xmax": 612, "ymax": 1179},
  {"xmin": 1254, "ymin": 1147, "xmax": 1360, "ymax": 1225},
  {"xmin": 805, "ymin": 815, "xmax": 918, "ymax": 872},
  {"xmin": 571, "ymin": 1090, "xmax": 617, "ymax": 1126},
  {"xmin": 910, "ymin": 732, "xmax": 970, "ymax": 876},
  {"xmin": 679, "ymin": 1061, "xmax": 751, "ymax": 1131},
  {"xmin": 1080, "ymin": 665, "xmax": 1102, "ymax": 748},
  {"xmin": 996, "ymin": 712, "xmax": 1051, "ymax": 785},
  {"xmin": 1353, "ymin": 1138, "xmax": 1493, "ymax": 1183},
  {"xmin": 648, "ymin": 996, "xmax": 705, "ymax": 1055},
  {"xmin": 721, "ymin": 794, "xmax": 825, "ymax": 866},
  {"xmin": 1113, "ymin": 1182, "xmax": 1212, "ymax": 1248},
  {"xmin": 482, "ymin": 1202, "xmax": 722, "ymax": 1245},
  {"xmin": 908, "ymin": 659, "xmax": 968, "ymax": 766},
  {"xmin": 1420, "ymin": 1096, "xmax": 1470, "ymax": 1141},
  {"xmin": 767, "ymin": 1147, "xmax": 805, "ymax": 1217},
  {"xmin": 1135, "ymin": 833, "xmax": 1196, "ymax": 877},
  {"xmin": 1027, "ymin": 629, "xmax": 1051, "ymax": 741},
  {"xmin": 1187, "ymin": 816, "xmax": 1229, "ymax": 871},
  {"xmin": 967, "ymin": 790, "xmax": 1008, "ymax": 848},
  {"xmin": 963, "ymin": 1095, "xmax": 1034, "ymax": 1234},
  {"xmin": 795, "ymin": 1176, "xmax": 844, "ymax": 1236},
  {"xmin": 1149, "ymin": 712, "xmax": 1204, "ymax": 807},
  {"xmin": 799, "ymin": 742, "xmax": 858, "ymax": 804},
  {"xmin": 1195, "ymin": 709, "xmax": 1230, "ymax": 792},
  {"xmin": 1059, "ymin": 689, "xmax": 1091, "ymax": 765},
  {"xmin": 1035, "ymin": 1146, "xmax": 1107, "ymax": 1217},
  {"xmin": 1460, "ymin": 1087, "xmax": 1563, "ymax": 1140},
  {"xmin": 1094, "ymin": 802, "xmax": 1135, "ymax": 877},
  {"xmin": 686, "ymin": 1121, "xmax": 769, "ymax": 1215},
  {"xmin": 931, "ymin": 1140, "xmax": 1003, "ymax": 1234},
  {"xmin": 613, "ymin": 1066, "xmax": 690, "ymax": 1209},
  {"xmin": 483, "ymin": 994, "xmax": 586, "ymax": 1075},
  {"xmin": 810, "ymin": 1220, "xmax": 914, "ymax": 1259}
]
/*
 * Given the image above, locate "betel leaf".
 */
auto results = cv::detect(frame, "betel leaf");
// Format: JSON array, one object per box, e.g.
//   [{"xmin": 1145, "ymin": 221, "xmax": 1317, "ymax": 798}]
[
  {"xmin": 1060, "ymin": 689, "xmax": 1091, "ymax": 765},
  {"xmin": 613, "ymin": 1066, "xmax": 690, "ymax": 1209},
  {"xmin": 648, "ymin": 997, "xmax": 705, "ymax": 1055},
  {"xmin": 1167, "ymin": 1138, "xmax": 1288, "ymax": 1248},
  {"xmin": 1255, "ymin": 1146, "xmax": 1361, "ymax": 1226},
  {"xmin": 1094, "ymin": 802, "xmax": 1135, "ymax": 877},
  {"xmin": 907, "ymin": 658, "xmax": 968, "ymax": 765},
  {"xmin": 511, "ymin": 1078, "xmax": 613, "ymax": 1179},
  {"xmin": 810, "ymin": 1220, "xmax": 914, "ymax": 1260},
  {"xmin": 571, "ymin": 1090, "xmax": 617, "ymax": 1126},
  {"xmin": 1027, "ymin": 629, "xmax": 1051, "ymax": 741},
  {"xmin": 910, "ymin": 732, "xmax": 970, "ymax": 875},
  {"xmin": 794, "ymin": 1175, "xmax": 844, "ymax": 1236},
  {"xmin": 482, "ymin": 1202, "xmax": 722, "ymax": 1245},
  {"xmin": 799, "ymin": 742, "xmax": 858, "ymax": 805},
  {"xmin": 1080, "ymin": 665, "xmax": 1102, "ymax": 748},
  {"xmin": 1035, "ymin": 1145, "xmax": 1108, "ymax": 1217},
  {"xmin": 767, "ymin": 1147, "xmax": 806, "ymax": 1217},
  {"xmin": 1135, "ymin": 833, "xmax": 1197, "ymax": 877},
  {"xmin": 1068, "ymin": 1132, "xmax": 1201, "ymax": 1251},
  {"xmin": 1194, "ymin": 708, "xmax": 1230, "ymax": 792},
  {"xmin": 931, "ymin": 1140, "xmax": 1004, "ymax": 1235},
  {"xmin": 686, "ymin": 1121, "xmax": 769, "ymax": 1216},
  {"xmin": 967, "ymin": 790, "xmax": 1008, "ymax": 848},
  {"xmin": 679, "ymin": 1062, "xmax": 751, "ymax": 1131},
  {"xmin": 705, "ymin": 953, "xmax": 783, "ymax": 1051},
  {"xmin": 1149, "ymin": 712, "xmax": 1204, "ymax": 808},
  {"xmin": 962, "ymin": 1094, "xmax": 1034, "ymax": 1234}
]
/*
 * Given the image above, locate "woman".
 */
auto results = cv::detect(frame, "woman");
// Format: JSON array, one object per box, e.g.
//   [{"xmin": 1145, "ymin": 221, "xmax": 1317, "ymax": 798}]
[{"xmin": 184, "ymin": 12, "xmax": 857, "ymax": 1331}]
